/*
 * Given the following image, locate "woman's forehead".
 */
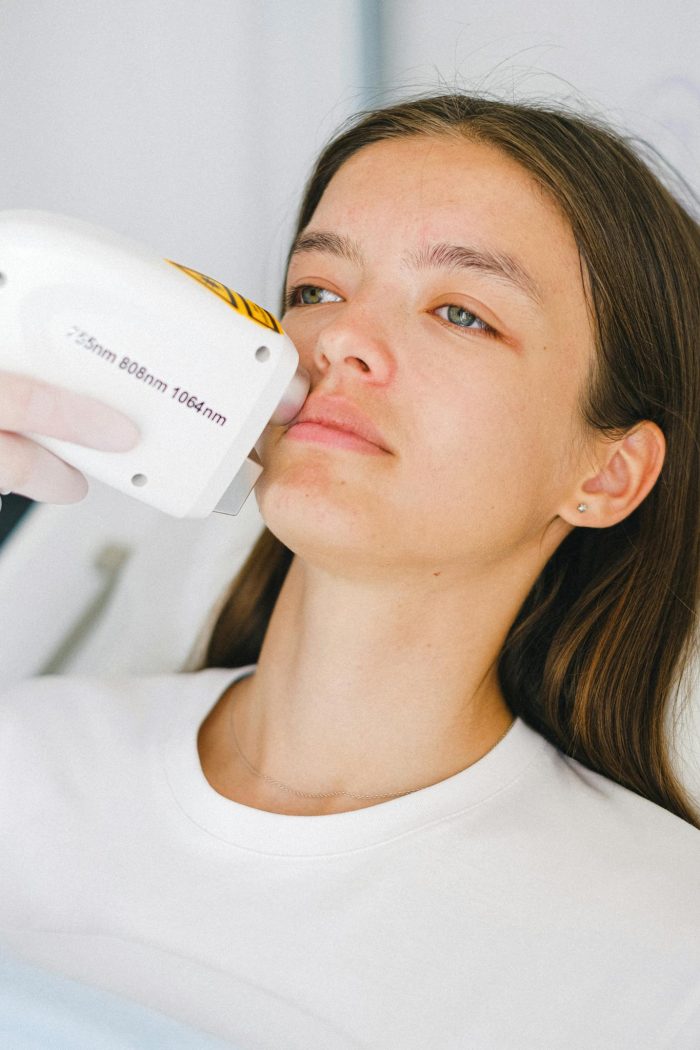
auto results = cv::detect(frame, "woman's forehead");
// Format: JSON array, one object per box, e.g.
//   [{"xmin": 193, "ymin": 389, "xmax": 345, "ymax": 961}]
[
  {"xmin": 301, "ymin": 136, "xmax": 583, "ymax": 300},
  {"xmin": 321, "ymin": 135, "xmax": 554, "ymax": 210},
  {"xmin": 315, "ymin": 136, "xmax": 572, "ymax": 241}
]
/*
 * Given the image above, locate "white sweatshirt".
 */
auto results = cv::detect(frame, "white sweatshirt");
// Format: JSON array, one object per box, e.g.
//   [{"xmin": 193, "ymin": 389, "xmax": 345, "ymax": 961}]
[{"xmin": 0, "ymin": 666, "xmax": 698, "ymax": 1049}]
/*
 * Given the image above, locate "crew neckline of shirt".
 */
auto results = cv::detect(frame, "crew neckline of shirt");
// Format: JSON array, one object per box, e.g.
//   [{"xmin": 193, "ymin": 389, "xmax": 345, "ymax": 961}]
[{"xmin": 160, "ymin": 666, "xmax": 549, "ymax": 857}]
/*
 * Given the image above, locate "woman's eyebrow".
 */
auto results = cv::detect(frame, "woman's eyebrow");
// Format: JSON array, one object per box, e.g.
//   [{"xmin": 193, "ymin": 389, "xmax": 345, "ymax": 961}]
[
  {"xmin": 406, "ymin": 242, "xmax": 543, "ymax": 306},
  {"xmin": 289, "ymin": 230, "xmax": 542, "ymax": 306},
  {"xmin": 289, "ymin": 231, "xmax": 363, "ymax": 268}
]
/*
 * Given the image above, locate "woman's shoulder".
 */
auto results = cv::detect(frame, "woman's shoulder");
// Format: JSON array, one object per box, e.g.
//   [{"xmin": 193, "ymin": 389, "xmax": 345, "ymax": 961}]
[
  {"xmin": 503, "ymin": 728, "xmax": 700, "ymax": 957},
  {"xmin": 0, "ymin": 668, "xmax": 246, "ymax": 811},
  {"xmin": 0, "ymin": 667, "xmax": 213, "ymax": 706},
  {"xmin": 557, "ymin": 745, "xmax": 699, "ymax": 839},
  {"xmin": 534, "ymin": 733, "xmax": 696, "ymax": 842},
  {"xmin": 0, "ymin": 667, "xmax": 241, "ymax": 756},
  {"xmin": 0, "ymin": 666, "xmax": 241, "ymax": 704},
  {"xmin": 536, "ymin": 737, "xmax": 700, "ymax": 902}
]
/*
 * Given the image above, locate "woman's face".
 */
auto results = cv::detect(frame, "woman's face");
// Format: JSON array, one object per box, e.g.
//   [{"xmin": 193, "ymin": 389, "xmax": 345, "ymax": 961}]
[{"xmin": 255, "ymin": 134, "xmax": 597, "ymax": 577}]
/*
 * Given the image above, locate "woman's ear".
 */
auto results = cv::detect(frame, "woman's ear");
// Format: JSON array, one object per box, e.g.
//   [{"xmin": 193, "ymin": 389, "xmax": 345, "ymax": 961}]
[{"xmin": 561, "ymin": 421, "xmax": 666, "ymax": 528}]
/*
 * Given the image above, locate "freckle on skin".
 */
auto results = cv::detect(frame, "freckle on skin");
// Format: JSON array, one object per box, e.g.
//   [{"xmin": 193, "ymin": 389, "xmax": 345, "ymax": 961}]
[{"xmin": 433, "ymin": 572, "xmax": 441, "ymax": 576}]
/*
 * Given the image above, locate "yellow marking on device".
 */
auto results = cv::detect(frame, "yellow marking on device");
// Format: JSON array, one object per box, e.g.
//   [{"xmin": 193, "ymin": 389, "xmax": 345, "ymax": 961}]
[{"xmin": 165, "ymin": 260, "xmax": 283, "ymax": 334}]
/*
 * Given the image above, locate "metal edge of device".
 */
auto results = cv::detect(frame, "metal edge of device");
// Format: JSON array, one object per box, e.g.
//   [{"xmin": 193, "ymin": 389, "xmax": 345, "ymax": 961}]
[
  {"xmin": 213, "ymin": 454, "xmax": 264, "ymax": 516},
  {"xmin": 212, "ymin": 351, "xmax": 307, "ymax": 517}
]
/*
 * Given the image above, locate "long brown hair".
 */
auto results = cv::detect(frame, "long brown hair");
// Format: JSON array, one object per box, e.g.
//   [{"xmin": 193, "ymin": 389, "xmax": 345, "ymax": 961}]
[{"xmin": 189, "ymin": 93, "xmax": 700, "ymax": 829}]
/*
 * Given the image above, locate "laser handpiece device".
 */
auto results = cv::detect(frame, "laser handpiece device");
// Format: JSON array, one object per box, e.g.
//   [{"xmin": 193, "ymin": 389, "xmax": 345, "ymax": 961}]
[{"xmin": 0, "ymin": 210, "xmax": 310, "ymax": 518}]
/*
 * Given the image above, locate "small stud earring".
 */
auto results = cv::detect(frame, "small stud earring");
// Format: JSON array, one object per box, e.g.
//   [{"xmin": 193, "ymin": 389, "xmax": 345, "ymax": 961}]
[{"xmin": 577, "ymin": 503, "xmax": 588, "ymax": 513}]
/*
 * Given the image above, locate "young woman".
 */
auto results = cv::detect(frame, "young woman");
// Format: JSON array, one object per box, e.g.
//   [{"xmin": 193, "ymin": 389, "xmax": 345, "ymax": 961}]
[{"xmin": 1, "ymin": 93, "xmax": 699, "ymax": 1048}]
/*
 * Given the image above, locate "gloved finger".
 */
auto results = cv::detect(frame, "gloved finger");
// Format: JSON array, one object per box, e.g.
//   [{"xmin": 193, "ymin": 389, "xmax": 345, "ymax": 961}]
[
  {"xmin": 0, "ymin": 372, "xmax": 140, "ymax": 451},
  {"xmin": 0, "ymin": 431, "xmax": 89, "ymax": 503}
]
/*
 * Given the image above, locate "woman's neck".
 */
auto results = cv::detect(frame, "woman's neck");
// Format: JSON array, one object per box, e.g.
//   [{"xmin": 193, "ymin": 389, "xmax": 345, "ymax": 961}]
[{"xmin": 200, "ymin": 554, "xmax": 526, "ymax": 816}]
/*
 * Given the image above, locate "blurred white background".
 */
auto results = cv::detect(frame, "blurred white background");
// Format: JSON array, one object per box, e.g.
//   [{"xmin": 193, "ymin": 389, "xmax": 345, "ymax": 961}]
[{"xmin": 0, "ymin": 0, "xmax": 698, "ymax": 790}]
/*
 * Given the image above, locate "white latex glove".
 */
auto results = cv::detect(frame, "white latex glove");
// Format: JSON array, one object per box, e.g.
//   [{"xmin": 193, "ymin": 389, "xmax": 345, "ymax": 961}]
[{"xmin": 0, "ymin": 372, "xmax": 140, "ymax": 503}]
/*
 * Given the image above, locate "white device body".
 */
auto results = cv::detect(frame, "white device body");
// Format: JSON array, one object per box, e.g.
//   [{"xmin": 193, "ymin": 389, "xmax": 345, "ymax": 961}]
[{"xmin": 0, "ymin": 210, "xmax": 309, "ymax": 518}]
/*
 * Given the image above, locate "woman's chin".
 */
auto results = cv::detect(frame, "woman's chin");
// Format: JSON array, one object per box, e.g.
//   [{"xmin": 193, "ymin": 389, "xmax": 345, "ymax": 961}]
[{"xmin": 253, "ymin": 467, "xmax": 381, "ymax": 570}]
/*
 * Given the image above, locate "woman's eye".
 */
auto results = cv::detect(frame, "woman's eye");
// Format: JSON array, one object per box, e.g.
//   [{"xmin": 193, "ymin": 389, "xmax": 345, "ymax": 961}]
[
  {"xmin": 434, "ymin": 304, "xmax": 499, "ymax": 338},
  {"xmin": 284, "ymin": 284, "xmax": 343, "ymax": 309},
  {"xmin": 282, "ymin": 287, "xmax": 499, "ymax": 339}
]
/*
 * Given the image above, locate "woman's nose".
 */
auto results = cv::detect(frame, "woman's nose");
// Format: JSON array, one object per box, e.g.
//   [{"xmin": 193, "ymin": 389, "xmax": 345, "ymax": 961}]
[{"xmin": 310, "ymin": 308, "xmax": 395, "ymax": 384}]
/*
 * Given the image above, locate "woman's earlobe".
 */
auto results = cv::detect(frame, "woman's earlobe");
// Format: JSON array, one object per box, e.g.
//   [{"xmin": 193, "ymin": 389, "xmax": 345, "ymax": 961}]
[{"xmin": 575, "ymin": 421, "xmax": 666, "ymax": 528}]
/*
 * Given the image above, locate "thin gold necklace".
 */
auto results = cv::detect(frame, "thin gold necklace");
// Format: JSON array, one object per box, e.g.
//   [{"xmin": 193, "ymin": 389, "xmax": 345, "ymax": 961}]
[{"xmin": 229, "ymin": 690, "xmax": 515, "ymax": 801}]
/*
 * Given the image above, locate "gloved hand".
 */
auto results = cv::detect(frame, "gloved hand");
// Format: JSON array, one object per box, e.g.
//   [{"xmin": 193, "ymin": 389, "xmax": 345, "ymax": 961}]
[{"xmin": 0, "ymin": 372, "xmax": 140, "ymax": 503}]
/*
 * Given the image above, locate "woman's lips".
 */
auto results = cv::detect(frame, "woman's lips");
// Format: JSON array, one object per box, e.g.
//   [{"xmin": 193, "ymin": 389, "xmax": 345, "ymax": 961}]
[{"xmin": 285, "ymin": 421, "xmax": 387, "ymax": 454}]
